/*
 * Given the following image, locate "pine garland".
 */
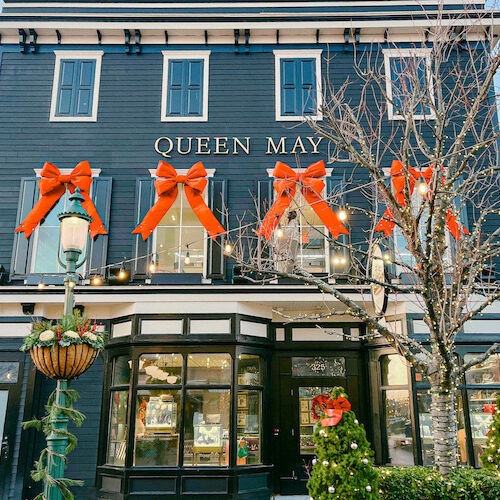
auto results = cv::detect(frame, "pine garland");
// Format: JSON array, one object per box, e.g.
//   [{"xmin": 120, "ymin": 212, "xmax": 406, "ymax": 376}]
[{"xmin": 23, "ymin": 387, "xmax": 85, "ymax": 500}]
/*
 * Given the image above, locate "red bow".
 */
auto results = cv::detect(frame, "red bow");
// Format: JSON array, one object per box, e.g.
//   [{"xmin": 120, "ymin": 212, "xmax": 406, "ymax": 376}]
[
  {"xmin": 257, "ymin": 161, "xmax": 349, "ymax": 240},
  {"xmin": 133, "ymin": 161, "xmax": 226, "ymax": 240},
  {"xmin": 375, "ymin": 160, "xmax": 468, "ymax": 239},
  {"xmin": 15, "ymin": 161, "xmax": 107, "ymax": 239},
  {"xmin": 320, "ymin": 395, "xmax": 352, "ymax": 427}
]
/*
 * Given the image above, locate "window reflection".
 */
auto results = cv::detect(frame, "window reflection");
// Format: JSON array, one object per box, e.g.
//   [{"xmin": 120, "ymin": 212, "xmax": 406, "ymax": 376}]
[
  {"xmin": 237, "ymin": 390, "xmax": 261, "ymax": 465},
  {"xmin": 238, "ymin": 354, "xmax": 261, "ymax": 385},
  {"xmin": 381, "ymin": 355, "xmax": 408, "ymax": 386},
  {"xmin": 107, "ymin": 391, "xmax": 128, "ymax": 466},
  {"xmin": 134, "ymin": 390, "xmax": 180, "ymax": 466},
  {"xmin": 187, "ymin": 353, "xmax": 231, "ymax": 385},
  {"xmin": 465, "ymin": 354, "xmax": 500, "ymax": 385},
  {"xmin": 384, "ymin": 390, "xmax": 413, "ymax": 465},
  {"xmin": 138, "ymin": 353, "xmax": 182, "ymax": 385},
  {"xmin": 184, "ymin": 389, "xmax": 230, "ymax": 466},
  {"xmin": 112, "ymin": 356, "xmax": 131, "ymax": 386}
]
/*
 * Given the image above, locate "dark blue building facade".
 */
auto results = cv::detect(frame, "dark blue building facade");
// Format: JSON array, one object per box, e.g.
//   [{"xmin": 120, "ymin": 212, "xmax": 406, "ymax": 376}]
[{"xmin": 0, "ymin": 1, "xmax": 498, "ymax": 499}]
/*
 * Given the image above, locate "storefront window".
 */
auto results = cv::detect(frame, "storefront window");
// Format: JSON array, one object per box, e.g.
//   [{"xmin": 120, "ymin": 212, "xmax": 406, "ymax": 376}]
[
  {"xmin": 134, "ymin": 389, "xmax": 180, "ymax": 466},
  {"xmin": 112, "ymin": 356, "xmax": 131, "ymax": 386},
  {"xmin": 107, "ymin": 390, "xmax": 129, "ymax": 466},
  {"xmin": 237, "ymin": 390, "xmax": 261, "ymax": 465},
  {"xmin": 464, "ymin": 353, "xmax": 500, "ymax": 466},
  {"xmin": 416, "ymin": 391, "xmax": 466, "ymax": 466},
  {"xmin": 380, "ymin": 354, "xmax": 413, "ymax": 465},
  {"xmin": 187, "ymin": 353, "xmax": 231, "ymax": 385},
  {"xmin": 184, "ymin": 389, "xmax": 231, "ymax": 466},
  {"xmin": 238, "ymin": 354, "xmax": 261, "ymax": 385},
  {"xmin": 138, "ymin": 353, "xmax": 182, "ymax": 385}
]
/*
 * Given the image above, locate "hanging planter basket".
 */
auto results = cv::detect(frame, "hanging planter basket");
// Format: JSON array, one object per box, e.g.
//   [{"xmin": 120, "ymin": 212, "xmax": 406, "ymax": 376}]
[{"xmin": 30, "ymin": 343, "xmax": 100, "ymax": 380}]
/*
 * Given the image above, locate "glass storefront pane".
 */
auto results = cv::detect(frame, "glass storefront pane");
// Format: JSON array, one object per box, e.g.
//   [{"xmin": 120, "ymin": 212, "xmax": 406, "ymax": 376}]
[
  {"xmin": 0, "ymin": 362, "xmax": 19, "ymax": 383},
  {"xmin": 138, "ymin": 353, "xmax": 182, "ymax": 385},
  {"xmin": 383, "ymin": 389, "xmax": 414, "ymax": 465},
  {"xmin": 107, "ymin": 390, "xmax": 128, "ymax": 466},
  {"xmin": 156, "ymin": 226, "xmax": 180, "ymax": 273},
  {"xmin": 187, "ymin": 353, "xmax": 231, "ymax": 385},
  {"xmin": 416, "ymin": 391, "xmax": 466, "ymax": 466},
  {"xmin": 134, "ymin": 389, "xmax": 180, "ymax": 466},
  {"xmin": 381, "ymin": 354, "xmax": 409, "ymax": 386},
  {"xmin": 237, "ymin": 390, "xmax": 261, "ymax": 465},
  {"xmin": 238, "ymin": 355, "xmax": 261, "ymax": 385},
  {"xmin": 179, "ymin": 226, "xmax": 204, "ymax": 273},
  {"xmin": 298, "ymin": 387, "xmax": 334, "ymax": 455},
  {"xmin": 112, "ymin": 356, "xmax": 131, "ymax": 386},
  {"xmin": 468, "ymin": 388, "xmax": 500, "ymax": 466},
  {"xmin": 464, "ymin": 353, "xmax": 500, "ymax": 385},
  {"xmin": 183, "ymin": 389, "xmax": 230, "ymax": 466}
]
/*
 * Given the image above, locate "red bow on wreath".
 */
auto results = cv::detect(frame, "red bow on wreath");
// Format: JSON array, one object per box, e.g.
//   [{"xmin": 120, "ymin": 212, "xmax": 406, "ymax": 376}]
[
  {"xmin": 374, "ymin": 160, "xmax": 469, "ymax": 240},
  {"xmin": 311, "ymin": 394, "xmax": 351, "ymax": 427}
]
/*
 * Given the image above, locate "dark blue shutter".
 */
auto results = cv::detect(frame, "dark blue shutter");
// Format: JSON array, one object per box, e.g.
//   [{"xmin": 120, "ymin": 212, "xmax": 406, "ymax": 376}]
[
  {"xmin": 55, "ymin": 59, "xmax": 95, "ymax": 117},
  {"xmin": 327, "ymin": 176, "xmax": 349, "ymax": 273},
  {"xmin": 131, "ymin": 178, "xmax": 155, "ymax": 279},
  {"xmin": 207, "ymin": 178, "xmax": 227, "ymax": 280},
  {"xmin": 87, "ymin": 177, "xmax": 112, "ymax": 276},
  {"xmin": 281, "ymin": 58, "xmax": 316, "ymax": 116},
  {"xmin": 11, "ymin": 178, "xmax": 38, "ymax": 277},
  {"xmin": 167, "ymin": 59, "xmax": 203, "ymax": 117}
]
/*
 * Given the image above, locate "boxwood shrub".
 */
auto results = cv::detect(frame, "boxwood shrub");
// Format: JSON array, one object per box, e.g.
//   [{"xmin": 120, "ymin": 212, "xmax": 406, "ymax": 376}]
[{"xmin": 378, "ymin": 466, "xmax": 500, "ymax": 500}]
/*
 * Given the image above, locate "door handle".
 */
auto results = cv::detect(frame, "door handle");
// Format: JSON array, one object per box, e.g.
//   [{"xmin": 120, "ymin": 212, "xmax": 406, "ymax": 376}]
[{"xmin": 1, "ymin": 437, "xmax": 9, "ymax": 461}]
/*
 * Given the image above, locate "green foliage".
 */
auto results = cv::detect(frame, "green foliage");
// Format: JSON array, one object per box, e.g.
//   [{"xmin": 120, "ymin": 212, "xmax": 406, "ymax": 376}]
[
  {"xmin": 23, "ymin": 386, "xmax": 86, "ymax": 500},
  {"xmin": 307, "ymin": 387, "xmax": 379, "ymax": 499},
  {"xmin": 378, "ymin": 466, "xmax": 500, "ymax": 500},
  {"xmin": 20, "ymin": 311, "xmax": 107, "ymax": 351},
  {"xmin": 481, "ymin": 395, "xmax": 500, "ymax": 471}
]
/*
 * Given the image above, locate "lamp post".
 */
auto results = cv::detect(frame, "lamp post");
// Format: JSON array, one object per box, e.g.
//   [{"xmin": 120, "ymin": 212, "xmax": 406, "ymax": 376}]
[{"xmin": 44, "ymin": 187, "xmax": 91, "ymax": 500}]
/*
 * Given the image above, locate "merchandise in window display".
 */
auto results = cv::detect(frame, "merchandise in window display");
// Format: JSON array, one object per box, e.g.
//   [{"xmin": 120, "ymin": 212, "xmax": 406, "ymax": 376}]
[
  {"xmin": 193, "ymin": 423, "xmax": 223, "ymax": 448},
  {"xmin": 145, "ymin": 395, "xmax": 177, "ymax": 430}
]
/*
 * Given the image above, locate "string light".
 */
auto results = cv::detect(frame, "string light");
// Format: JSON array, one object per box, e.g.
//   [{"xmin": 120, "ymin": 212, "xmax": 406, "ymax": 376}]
[
  {"xmin": 276, "ymin": 226, "xmax": 284, "ymax": 238},
  {"xmin": 37, "ymin": 280, "xmax": 45, "ymax": 290},
  {"xmin": 91, "ymin": 275, "xmax": 102, "ymax": 286},
  {"xmin": 337, "ymin": 206, "xmax": 349, "ymax": 222},
  {"xmin": 416, "ymin": 177, "xmax": 429, "ymax": 196},
  {"xmin": 224, "ymin": 242, "xmax": 233, "ymax": 254},
  {"xmin": 68, "ymin": 280, "xmax": 76, "ymax": 289},
  {"xmin": 118, "ymin": 266, "xmax": 128, "ymax": 280},
  {"xmin": 184, "ymin": 250, "xmax": 191, "ymax": 265}
]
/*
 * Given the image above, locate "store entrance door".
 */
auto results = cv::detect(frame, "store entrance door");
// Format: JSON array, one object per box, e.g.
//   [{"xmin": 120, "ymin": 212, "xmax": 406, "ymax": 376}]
[
  {"xmin": 275, "ymin": 355, "xmax": 362, "ymax": 495},
  {"xmin": 0, "ymin": 353, "xmax": 24, "ymax": 498}
]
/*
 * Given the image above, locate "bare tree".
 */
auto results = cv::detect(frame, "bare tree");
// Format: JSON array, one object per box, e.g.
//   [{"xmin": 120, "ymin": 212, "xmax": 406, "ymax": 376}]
[{"xmin": 228, "ymin": 11, "xmax": 500, "ymax": 475}]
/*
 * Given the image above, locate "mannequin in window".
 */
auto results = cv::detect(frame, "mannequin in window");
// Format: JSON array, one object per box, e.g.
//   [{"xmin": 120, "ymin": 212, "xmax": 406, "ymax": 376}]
[{"xmin": 277, "ymin": 210, "xmax": 300, "ymax": 273}]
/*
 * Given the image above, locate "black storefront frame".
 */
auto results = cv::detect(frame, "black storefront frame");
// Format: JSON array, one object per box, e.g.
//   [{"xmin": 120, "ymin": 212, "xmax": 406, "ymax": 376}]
[{"xmin": 97, "ymin": 313, "xmax": 274, "ymax": 499}]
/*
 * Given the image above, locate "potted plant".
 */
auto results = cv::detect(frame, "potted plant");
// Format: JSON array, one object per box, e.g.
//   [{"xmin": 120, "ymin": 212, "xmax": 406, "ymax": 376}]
[{"xmin": 21, "ymin": 311, "xmax": 105, "ymax": 380}]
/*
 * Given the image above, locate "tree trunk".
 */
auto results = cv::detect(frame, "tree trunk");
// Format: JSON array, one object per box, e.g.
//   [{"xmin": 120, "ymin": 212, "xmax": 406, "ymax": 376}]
[{"xmin": 430, "ymin": 386, "xmax": 458, "ymax": 475}]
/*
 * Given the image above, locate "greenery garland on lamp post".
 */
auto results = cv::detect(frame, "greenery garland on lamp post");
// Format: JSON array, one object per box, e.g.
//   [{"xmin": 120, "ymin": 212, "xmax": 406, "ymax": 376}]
[{"xmin": 21, "ymin": 188, "xmax": 106, "ymax": 500}]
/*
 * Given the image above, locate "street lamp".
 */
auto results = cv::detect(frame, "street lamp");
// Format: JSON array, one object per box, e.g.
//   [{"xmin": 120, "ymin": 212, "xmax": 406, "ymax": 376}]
[{"xmin": 44, "ymin": 187, "xmax": 91, "ymax": 500}]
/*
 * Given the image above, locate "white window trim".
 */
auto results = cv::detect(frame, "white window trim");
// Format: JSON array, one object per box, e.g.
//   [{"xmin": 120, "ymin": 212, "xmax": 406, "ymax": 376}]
[
  {"xmin": 161, "ymin": 50, "xmax": 211, "ymax": 123},
  {"xmin": 49, "ymin": 50, "xmax": 103, "ymax": 123},
  {"xmin": 150, "ymin": 168, "xmax": 215, "ymax": 277},
  {"xmin": 30, "ymin": 168, "xmax": 100, "ymax": 274},
  {"xmin": 383, "ymin": 48, "xmax": 435, "ymax": 121},
  {"xmin": 273, "ymin": 49, "xmax": 323, "ymax": 122}
]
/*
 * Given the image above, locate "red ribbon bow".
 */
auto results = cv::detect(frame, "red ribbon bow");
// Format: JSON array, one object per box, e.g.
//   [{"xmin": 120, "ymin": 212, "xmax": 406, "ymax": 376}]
[
  {"xmin": 257, "ymin": 161, "xmax": 349, "ymax": 240},
  {"xmin": 132, "ymin": 161, "xmax": 226, "ymax": 240},
  {"xmin": 375, "ymin": 160, "xmax": 468, "ymax": 239},
  {"xmin": 320, "ymin": 395, "xmax": 352, "ymax": 427},
  {"xmin": 15, "ymin": 161, "xmax": 107, "ymax": 239}
]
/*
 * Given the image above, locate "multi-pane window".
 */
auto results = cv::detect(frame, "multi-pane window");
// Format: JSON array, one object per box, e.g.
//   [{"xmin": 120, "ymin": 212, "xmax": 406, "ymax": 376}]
[
  {"xmin": 50, "ymin": 51, "xmax": 103, "ymax": 121},
  {"xmin": 274, "ymin": 50, "xmax": 322, "ymax": 121},
  {"xmin": 380, "ymin": 354, "xmax": 414, "ymax": 465},
  {"xmin": 275, "ymin": 189, "xmax": 327, "ymax": 273},
  {"xmin": 154, "ymin": 184, "xmax": 205, "ymax": 274},
  {"xmin": 383, "ymin": 49, "xmax": 435, "ymax": 120},
  {"xmin": 161, "ymin": 51, "xmax": 210, "ymax": 122}
]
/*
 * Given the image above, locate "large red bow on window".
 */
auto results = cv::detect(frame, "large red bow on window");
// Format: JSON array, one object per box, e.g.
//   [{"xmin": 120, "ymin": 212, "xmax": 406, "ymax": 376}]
[
  {"xmin": 257, "ymin": 161, "xmax": 349, "ymax": 240},
  {"xmin": 320, "ymin": 395, "xmax": 352, "ymax": 427},
  {"xmin": 374, "ymin": 160, "xmax": 469, "ymax": 239},
  {"xmin": 15, "ymin": 161, "xmax": 107, "ymax": 239},
  {"xmin": 132, "ymin": 161, "xmax": 226, "ymax": 240}
]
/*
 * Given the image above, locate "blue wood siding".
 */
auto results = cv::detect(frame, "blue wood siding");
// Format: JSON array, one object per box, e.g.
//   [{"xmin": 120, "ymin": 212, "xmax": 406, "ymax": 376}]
[
  {"xmin": 55, "ymin": 59, "xmax": 95, "ymax": 117},
  {"xmin": 0, "ymin": 45, "xmax": 495, "ymax": 278},
  {"xmin": 167, "ymin": 59, "xmax": 203, "ymax": 117}
]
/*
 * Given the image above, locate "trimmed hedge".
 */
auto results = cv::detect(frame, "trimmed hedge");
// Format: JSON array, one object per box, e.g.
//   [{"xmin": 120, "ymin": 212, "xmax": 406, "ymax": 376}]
[{"xmin": 378, "ymin": 466, "xmax": 500, "ymax": 500}]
